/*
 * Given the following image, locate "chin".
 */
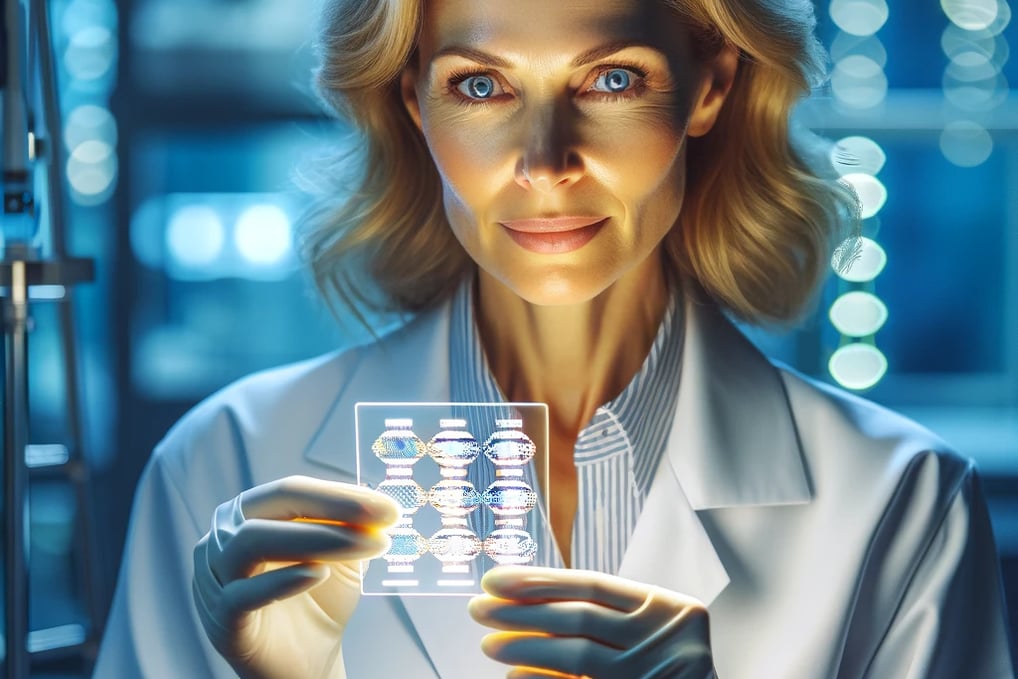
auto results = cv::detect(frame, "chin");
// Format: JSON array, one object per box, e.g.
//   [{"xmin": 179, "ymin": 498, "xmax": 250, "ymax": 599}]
[{"xmin": 493, "ymin": 267, "xmax": 616, "ymax": 307}]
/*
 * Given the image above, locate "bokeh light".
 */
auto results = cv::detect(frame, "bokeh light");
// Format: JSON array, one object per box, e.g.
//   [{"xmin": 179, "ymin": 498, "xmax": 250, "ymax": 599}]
[
  {"xmin": 942, "ymin": 67, "xmax": 1009, "ymax": 112},
  {"xmin": 941, "ymin": 0, "xmax": 1002, "ymax": 31},
  {"xmin": 950, "ymin": 27, "xmax": 1009, "ymax": 65},
  {"xmin": 831, "ymin": 136, "xmax": 887, "ymax": 177},
  {"xmin": 831, "ymin": 55, "xmax": 889, "ymax": 109},
  {"xmin": 64, "ymin": 26, "xmax": 116, "ymax": 81},
  {"xmin": 830, "ymin": 33, "xmax": 888, "ymax": 68},
  {"xmin": 829, "ymin": 291, "xmax": 889, "ymax": 337},
  {"xmin": 829, "ymin": 343, "xmax": 889, "ymax": 391},
  {"xmin": 67, "ymin": 140, "xmax": 117, "ymax": 204},
  {"xmin": 833, "ymin": 237, "xmax": 888, "ymax": 283},
  {"xmin": 61, "ymin": 0, "xmax": 118, "ymax": 38},
  {"xmin": 830, "ymin": 0, "xmax": 890, "ymax": 36},
  {"xmin": 839, "ymin": 173, "xmax": 888, "ymax": 219},
  {"xmin": 234, "ymin": 205, "xmax": 292, "ymax": 265},
  {"xmin": 64, "ymin": 105, "xmax": 118, "ymax": 150},
  {"xmin": 166, "ymin": 205, "xmax": 226, "ymax": 267},
  {"xmin": 940, "ymin": 121, "xmax": 995, "ymax": 167}
]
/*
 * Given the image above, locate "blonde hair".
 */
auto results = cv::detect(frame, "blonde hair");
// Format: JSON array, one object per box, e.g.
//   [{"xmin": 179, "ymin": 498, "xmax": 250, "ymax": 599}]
[{"xmin": 303, "ymin": 0, "xmax": 859, "ymax": 327}]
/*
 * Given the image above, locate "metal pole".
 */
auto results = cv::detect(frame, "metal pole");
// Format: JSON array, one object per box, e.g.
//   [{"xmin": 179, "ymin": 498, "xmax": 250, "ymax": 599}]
[
  {"xmin": 2, "ymin": 1, "xmax": 33, "ymax": 674},
  {"xmin": 33, "ymin": 0, "xmax": 65, "ymax": 258},
  {"xmin": 34, "ymin": 0, "xmax": 104, "ymax": 656},
  {"xmin": 4, "ymin": 256, "xmax": 31, "ymax": 679}
]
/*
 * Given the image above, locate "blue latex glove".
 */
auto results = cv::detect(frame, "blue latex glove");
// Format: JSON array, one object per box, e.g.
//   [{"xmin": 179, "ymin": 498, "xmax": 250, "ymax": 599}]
[{"xmin": 468, "ymin": 566, "xmax": 716, "ymax": 679}]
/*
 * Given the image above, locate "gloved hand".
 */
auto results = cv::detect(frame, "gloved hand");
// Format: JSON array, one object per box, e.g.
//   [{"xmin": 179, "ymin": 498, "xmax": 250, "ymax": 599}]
[
  {"xmin": 468, "ymin": 566, "xmax": 716, "ymax": 679},
  {"xmin": 192, "ymin": 475, "xmax": 399, "ymax": 679}
]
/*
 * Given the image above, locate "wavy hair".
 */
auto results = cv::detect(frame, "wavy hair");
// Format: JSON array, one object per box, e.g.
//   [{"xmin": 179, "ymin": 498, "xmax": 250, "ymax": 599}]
[{"xmin": 302, "ymin": 0, "xmax": 859, "ymax": 327}]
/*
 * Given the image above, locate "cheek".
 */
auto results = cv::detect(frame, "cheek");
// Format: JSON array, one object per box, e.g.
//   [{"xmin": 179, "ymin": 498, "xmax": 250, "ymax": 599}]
[
  {"xmin": 586, "ymin": 113, "xmax": 687, "ymax": 224},
  {"xmin": 421, "ymin": 112, "xmax": 511, "ymax": 217}
]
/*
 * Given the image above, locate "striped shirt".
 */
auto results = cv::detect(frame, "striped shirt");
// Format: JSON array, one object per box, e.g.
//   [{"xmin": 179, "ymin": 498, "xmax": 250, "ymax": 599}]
[{"xmin": 449, "ymin": 278, "xmax": 684, "ymax": 573}]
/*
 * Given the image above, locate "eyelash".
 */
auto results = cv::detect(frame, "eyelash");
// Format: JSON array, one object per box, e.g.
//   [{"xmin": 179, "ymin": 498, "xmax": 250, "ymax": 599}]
[
  {"xmin": 589, "ymin": 63, "xmax": 649, "ymax": 101},
  {"xmin": 444, "ymin": 62, "xmax": 651, "ymax": 106},
  {"xmin": 445, "ymin": 68, "xmax": 507, "ymax": 107}
]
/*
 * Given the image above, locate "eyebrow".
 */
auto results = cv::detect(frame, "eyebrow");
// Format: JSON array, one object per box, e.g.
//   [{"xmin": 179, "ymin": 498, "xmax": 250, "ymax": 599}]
[
  {"xmin": 430, "ymin": 40, "xmax": 657, "ymax": 70},
  {"xmin": 430, "ymin": 46, "xmax": 512, "ymax": 68},
  {"xmin": 571, "ymin": 40, "xmax": 657, "ymax": 67}
]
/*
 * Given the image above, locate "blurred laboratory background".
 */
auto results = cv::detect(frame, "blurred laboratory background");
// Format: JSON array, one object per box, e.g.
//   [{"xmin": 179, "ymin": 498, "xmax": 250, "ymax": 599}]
[{"xmin": 1, "ymin": 0, "xmax": 1017, "ymax": 676}]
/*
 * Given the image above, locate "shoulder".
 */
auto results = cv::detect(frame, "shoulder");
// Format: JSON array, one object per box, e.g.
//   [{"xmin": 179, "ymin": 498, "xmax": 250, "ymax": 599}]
[
  {"xmin": 775, "ymin": 362, "xmax": 974, "ymax": 519},
  {"xmin": 149, "ymin": 304, "xmax": 451, "ymax": 488}
]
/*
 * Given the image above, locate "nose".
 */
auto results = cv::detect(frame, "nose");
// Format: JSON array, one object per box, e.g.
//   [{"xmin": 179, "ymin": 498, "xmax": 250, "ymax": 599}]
[{"xmin": 514, "ymin": 101, "xmax": 584, "ymax": 193}]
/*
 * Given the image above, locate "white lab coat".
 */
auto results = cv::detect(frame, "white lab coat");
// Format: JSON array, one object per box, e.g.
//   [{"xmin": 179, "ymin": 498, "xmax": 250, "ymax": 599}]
[{"xmin": 94, "ymin": 289, "xmax": 1015, "ymax": 678}]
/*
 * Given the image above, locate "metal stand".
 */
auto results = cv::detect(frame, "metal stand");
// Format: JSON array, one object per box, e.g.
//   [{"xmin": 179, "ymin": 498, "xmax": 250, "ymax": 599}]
[
  {"xmin": 3, "ymin": 0, "xmax": 98, "ymax": 676},
  {"xmin": 3, "ymin": 255, "xmax": 31, "ymax": 679}
]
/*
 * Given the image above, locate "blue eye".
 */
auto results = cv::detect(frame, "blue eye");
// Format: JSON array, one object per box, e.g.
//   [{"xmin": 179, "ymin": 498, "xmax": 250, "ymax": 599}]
[
  {"xmin": 593, "ymin": 68, "xmax": 635, "ymax": 94},
  {"xmin": 457, "ymin": 75, "xmax": 497, "ymax": 99}
]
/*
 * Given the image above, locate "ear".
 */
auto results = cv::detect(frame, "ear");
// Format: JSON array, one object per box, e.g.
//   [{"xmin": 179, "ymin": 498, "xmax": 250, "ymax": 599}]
[
  {"xmin": 687, "ymin": 43, "xmax": 740, "ymax": 138},
  {"xmin": 400, "ymin": 65, "xmax": 424, "ymax": 131}
]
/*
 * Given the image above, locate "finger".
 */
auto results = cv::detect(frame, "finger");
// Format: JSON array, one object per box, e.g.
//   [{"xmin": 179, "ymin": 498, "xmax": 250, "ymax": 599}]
[
  {"xmin": 220, "ymin": 562, "xmax": 331, "ymax": 615},
  {"xmin": 481, "ymin": 566, "xmax": 648, "ymax": 612},
  {"xmin": 193, "ymin": 533, "xmax": 226, "ymax": 606},
  {"xmin": 192, "ymin": 544, "xmax": 329, "ymax": 652},
  {"xmin": 241, "ymin": 475, "xmax": 400, "ymax": 528},
  {"xmin": 216, "ymin": 517, "xmax": 389, "ymax": 583},
  {"xmin": 507, "ymin": 668, "xmax": 587, "ymax": 679},
  {"xmin": 481, "ymin": 632, "xmax": 614, "ymax": 679},
  {"xmin": 469, "ymin": 598, "xmax": 633, "ymax": 649}
]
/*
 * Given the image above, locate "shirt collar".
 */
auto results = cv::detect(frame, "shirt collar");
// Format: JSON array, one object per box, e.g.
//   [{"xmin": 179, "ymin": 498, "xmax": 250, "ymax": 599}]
[
  {"xmin": 601, "ymin": 288, "xmax": 683, "ymax": 494},
  {"xmin": 449, "ymin": 277, "xmax": 683, "ymax": 496}
]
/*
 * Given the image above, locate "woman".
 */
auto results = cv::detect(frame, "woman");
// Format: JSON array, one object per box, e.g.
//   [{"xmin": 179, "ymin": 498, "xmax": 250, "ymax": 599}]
[{"xmin": 95, "ymin": 0, "xmax": 1014, "ymax": 677}]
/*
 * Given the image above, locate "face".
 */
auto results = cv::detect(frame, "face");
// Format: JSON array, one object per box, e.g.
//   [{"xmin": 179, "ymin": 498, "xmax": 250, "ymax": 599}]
[{"xmin": 402, "ymin": 0, "xmax": 735, "ymax": 305}]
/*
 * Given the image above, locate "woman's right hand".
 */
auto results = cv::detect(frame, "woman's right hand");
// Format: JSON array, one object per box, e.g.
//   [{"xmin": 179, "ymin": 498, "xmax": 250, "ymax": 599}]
[{"xmin": 192, "ymin": 475, "xmax": 400, "ymax": 679}]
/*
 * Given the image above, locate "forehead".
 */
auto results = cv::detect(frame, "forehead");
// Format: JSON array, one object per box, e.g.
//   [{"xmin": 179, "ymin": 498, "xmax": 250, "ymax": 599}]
[{"xmin": 418, "ymin": 0, "xmax": 690, "ymax": 58}]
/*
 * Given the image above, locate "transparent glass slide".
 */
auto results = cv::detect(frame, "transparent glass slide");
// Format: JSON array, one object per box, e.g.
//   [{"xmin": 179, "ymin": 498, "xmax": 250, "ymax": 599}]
[{"xmin": 355, "ymin": 402, "xmax": 549, "ymax": 596}]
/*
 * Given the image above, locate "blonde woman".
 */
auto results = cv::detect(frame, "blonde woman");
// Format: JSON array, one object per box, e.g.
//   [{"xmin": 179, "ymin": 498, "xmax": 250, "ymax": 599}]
[{"xmin": 95, "ymin": 0, "xmax": 1013, "ymax": 677}]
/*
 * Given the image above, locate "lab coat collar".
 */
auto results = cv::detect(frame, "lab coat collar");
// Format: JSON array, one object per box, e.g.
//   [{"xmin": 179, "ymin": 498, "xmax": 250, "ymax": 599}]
[
  {"xmin": 615, "ymin": 285, "xmax": 812, "ymax": 613},
  {"xmin": 668, "ymin": 285, "xmax": 813, "ymax": 511},
  {"xmin": 304, "ymin": 286, "xmax": 811, "ymax": 512}
]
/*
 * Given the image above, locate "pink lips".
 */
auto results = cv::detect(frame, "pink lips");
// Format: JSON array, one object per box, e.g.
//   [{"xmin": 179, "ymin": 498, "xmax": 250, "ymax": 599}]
[{"xmin": 499, "ymin": 216, "xmax": 608, "ymax": 254}]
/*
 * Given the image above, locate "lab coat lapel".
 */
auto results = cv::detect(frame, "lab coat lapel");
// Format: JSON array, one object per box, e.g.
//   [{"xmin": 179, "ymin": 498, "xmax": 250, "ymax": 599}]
[
  {"xmin": 670, "ymin": 290, "xmax": 812, "ymax": 510},
  {"xmin": 620, "ymin": 287, "xmax": 812, "ymax": 607}
]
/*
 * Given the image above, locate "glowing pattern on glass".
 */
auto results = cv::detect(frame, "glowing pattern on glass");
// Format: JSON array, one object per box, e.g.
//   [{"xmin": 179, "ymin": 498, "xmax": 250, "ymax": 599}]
[
  {"xmin": 372, "ymin": 419, "xmax": 427, "ymax": 465},
  {"xmin": 428, "ymin": 418, "xmax": 481, "ymax": 468},
  {"xmin": 483, "ymin": 529, "xmax": 539, "ymax": 566},
  {"xmin": 429, "ymin": 479, "xmax": 482, "ymax": 516},
  {"xmin": 429, "ymin": 528, "xmax": 484, "ymax": 565},
  {"xmin": 483, "ymin": 419, "xmax": 537, "ymax": 466},
  {"xmin": 427, "ymin": 419, "xmax": 484, "ymax": 573},
  {"xmin": 373, "ymin": 419, "xmax": 430, "ymax": 573},
  {"xmin": 482, "ymin": 419, "xmax": 538, "ymax": 565},
  {"xmin": 482, "ymin": 480, "xmax": 538, "ymax": 516},
  {"xmin": 378, "ymin": 478, "xmax": 428, "ymax": 513},
  {"xmin": 384, "ymin": 526, "xmax": 429, "ymax": 567}
]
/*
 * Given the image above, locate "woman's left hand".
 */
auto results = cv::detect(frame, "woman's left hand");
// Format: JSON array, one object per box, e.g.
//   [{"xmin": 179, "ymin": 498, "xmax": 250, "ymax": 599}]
[{"xmin": 468, "ymin": 566, "xmax": 716, "ymax": 679}]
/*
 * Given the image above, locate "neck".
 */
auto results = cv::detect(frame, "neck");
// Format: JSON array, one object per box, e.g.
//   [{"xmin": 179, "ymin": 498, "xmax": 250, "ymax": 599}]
[{"xmin": 475, "ymin": 256, "xmax": 671, "ymax": 438}]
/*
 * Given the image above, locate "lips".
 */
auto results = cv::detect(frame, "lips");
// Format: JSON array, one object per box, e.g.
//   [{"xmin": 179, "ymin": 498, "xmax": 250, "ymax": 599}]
[
  {"xmin": 499, "ymin": 216, "xmax": 607, "ymax": 234},
  {"xmin": 498, "ymin": 216, "xmax": 608, "ymax": 254}
]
